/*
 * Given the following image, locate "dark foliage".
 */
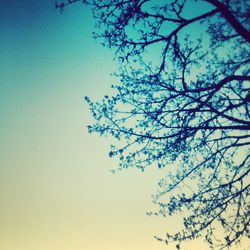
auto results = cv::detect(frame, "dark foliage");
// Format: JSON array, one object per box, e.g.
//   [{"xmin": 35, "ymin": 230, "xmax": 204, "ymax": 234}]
[{"xmin": 56, "ymin": 0, "xmax": 250, "ymax": 249}]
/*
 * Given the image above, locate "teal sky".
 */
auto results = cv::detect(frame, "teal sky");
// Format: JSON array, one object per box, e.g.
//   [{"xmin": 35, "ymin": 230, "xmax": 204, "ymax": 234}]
[{"xmin": 0, "ymin": 1, "xmax": 248, "ymax": 250}]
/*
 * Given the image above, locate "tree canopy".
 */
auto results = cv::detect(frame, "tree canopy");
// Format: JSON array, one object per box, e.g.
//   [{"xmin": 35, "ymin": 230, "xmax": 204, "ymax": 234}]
[{"xmin": 57, "ymin": 0, "xmax": 250, "ymax": 249}]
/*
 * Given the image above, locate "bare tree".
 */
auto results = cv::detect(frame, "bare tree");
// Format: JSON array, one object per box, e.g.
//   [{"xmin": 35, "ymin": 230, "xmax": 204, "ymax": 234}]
[{"xmin": 57, "ymin": 0, "xmax": 250, "ymax": 249}]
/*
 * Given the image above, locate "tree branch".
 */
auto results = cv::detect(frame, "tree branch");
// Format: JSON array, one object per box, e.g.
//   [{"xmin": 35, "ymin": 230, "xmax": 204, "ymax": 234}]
[{"xmin": 205, "ymin": 0, "xmax": 250, "ymax": 43}]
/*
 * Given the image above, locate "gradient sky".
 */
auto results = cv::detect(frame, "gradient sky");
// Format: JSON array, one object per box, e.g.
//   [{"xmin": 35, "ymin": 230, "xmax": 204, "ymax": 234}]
[{"xmin": 0, "ymin": 1, "xmax": 248, "ymax": 250}]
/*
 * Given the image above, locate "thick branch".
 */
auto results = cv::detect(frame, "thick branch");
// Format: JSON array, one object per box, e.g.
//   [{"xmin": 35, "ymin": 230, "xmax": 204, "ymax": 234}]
[{"xmin": 206, "ymin": 0, "xmax": 250, "ymax": 43}]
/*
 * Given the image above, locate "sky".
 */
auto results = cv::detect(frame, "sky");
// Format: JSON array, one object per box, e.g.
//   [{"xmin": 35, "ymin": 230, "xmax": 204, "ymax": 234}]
[{"xmin": 0, "ymin": 1, "xmax": 249, "ymax": 250}]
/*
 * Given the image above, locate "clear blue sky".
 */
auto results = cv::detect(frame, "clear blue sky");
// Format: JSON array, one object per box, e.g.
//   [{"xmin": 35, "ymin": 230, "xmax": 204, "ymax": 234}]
[{"xmin": 0, "ymin": 1, "xmax": 248, "ymax": 250}]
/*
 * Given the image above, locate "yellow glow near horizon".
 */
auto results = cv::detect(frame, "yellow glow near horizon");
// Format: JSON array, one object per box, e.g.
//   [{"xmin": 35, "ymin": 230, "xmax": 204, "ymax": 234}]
[{"xmin": 0, "ymin": 1, "xmax": 249, "ymax": 250}]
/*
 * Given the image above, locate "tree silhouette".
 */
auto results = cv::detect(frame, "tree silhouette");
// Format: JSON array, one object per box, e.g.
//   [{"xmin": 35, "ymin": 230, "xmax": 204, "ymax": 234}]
[{"xmin": 57, "ymin": 0, "xmax": 250, "ymax": 249}]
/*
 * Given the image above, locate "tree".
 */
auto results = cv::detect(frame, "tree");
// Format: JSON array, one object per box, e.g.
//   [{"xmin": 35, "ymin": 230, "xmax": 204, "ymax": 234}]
[{"xmin": 56, "ymin": 0, "xmax": 250, "ymax": 249}]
